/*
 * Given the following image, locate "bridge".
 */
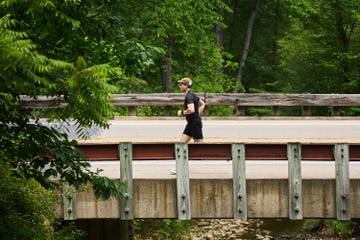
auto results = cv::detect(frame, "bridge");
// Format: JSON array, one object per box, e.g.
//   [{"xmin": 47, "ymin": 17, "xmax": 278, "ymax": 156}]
[
  {"xmin": 58, "ymin": 141, "xmax": 360, "ymax": 222},
  {"xmin": 20, "ymin": 95, "xmax": 360, "ymax": 238},
  {"xmin": 41, "ymin": 118, "xmax": 360, "ymax": 240}
]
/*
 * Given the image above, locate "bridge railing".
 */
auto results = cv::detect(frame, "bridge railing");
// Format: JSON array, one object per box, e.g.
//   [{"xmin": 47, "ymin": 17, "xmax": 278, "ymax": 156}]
[
  {"xmin": 20, "ymin": 93, "xmax": 360, "ymax": 116},
  {"xmin": 60, "ymin": 142, "xmax": 360, "ymax": 220}
]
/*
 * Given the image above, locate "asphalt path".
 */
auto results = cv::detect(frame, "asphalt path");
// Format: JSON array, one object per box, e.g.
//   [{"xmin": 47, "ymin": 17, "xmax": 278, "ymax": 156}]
[
  {"xmin": 85, "ymin": 118, "xmax": 360, "ymax": 142},
  {"xmin": 43, "ymin": 118, "xmax": 360, "ymax": 179}
]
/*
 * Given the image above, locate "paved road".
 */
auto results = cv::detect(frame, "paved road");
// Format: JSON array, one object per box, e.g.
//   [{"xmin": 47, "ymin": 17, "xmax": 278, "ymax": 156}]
[
  {"xmin": 42, "ymin": 118, "xmax": 360, "ymax": 178},
  {"xmin": 85, "ymin": 118, "xmax": 360, "ymax": 142},
  {"xmin": 58, "ymin": 118, "xmax": 359, "ymax": 179}
]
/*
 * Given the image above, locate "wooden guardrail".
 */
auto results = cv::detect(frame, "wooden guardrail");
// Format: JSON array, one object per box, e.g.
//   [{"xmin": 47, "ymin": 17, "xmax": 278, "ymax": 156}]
[
  {"xmin": 60, "ymin": 142, "xmax": 360, "ymax": 220},
  {"xmin": 20, "ymin": 93, "xmax": 360, "ymax": 116}
]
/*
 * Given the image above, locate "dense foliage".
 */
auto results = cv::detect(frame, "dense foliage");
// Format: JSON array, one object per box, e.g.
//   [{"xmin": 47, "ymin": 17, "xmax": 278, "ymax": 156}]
[
  {"xmin": 0, "ymin": 175, "xmax": 85, "ymax": 240},
  {"xmin": 2, "ymin": 0, "xmax": 359, "ymax": 96},
  {"xmin": 133, "ymin": 219, "xmax": 196, "ymax": 240},
  {"xmin": 1, "ymin": 0, "xmax": 360, "ymax": 238},
  {"xmin": 1, "ymin": 0, "xmax": 127, "ymax": 238}
]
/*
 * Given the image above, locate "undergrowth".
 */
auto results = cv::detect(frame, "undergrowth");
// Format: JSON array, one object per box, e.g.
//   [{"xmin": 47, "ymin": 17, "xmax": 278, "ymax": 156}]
[{"xmin": 133, "ymin": 219, "xmax": 196, "ymax": 240}]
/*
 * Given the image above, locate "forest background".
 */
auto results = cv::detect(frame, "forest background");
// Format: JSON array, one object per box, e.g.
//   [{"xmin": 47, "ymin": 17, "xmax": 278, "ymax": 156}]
[
  {"xmin": 1, "ymin": 0, "xmax": 360, "ymax": 239},
  {"xmin": 2, "ymin": 0, "xmax": 360, "ymax": 117}
]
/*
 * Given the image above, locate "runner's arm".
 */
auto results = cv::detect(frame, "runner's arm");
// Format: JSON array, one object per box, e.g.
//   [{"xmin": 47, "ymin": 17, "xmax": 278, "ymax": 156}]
[
  {"xmin": 184, "ymin": 103, "xmax": 195, "ymax": 114},
  {"xmin": 198, "ymin": 99, "xmax": 206, "ymax": 115},
  {"xmin": 177, "ymin": 103, "xmax": 195, "ymax": 116}
]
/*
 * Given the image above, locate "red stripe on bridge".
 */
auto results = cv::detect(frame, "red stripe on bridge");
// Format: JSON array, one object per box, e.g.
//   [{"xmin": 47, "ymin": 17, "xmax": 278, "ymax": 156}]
[{"xmin": 77, "ymin": 142, "xmax": 360, "ymax": 161}]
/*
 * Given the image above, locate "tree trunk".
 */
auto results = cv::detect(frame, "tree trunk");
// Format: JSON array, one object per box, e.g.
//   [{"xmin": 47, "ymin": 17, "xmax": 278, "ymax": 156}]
[
  {"xmin": 333, "ymin": 0, "xmax": 352, "ymax": 92},
  {"xmin": 216, "ymin": 8, "xmax": 224, "ymax": 47},
  {"xmin": 163, "ymin": 39, "xmax": 173, "ymax": 93},
  {"xmin": 234, "ymin": 0, "xmax": 260, "ymax": 93},
  {"xmin": 271, "ymin": 0, "xmax": 280, "ymax": 69}
]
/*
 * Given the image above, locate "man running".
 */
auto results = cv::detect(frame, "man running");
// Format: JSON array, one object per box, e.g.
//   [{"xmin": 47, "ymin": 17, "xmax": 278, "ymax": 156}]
[{"xmin": 177, "ymin": 77, "xmax": 206, "ymax": 142}]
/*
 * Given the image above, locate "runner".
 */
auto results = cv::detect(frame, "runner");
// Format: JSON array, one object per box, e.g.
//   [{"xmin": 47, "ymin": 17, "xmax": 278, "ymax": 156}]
[{"xmin": 170, "ymin": 77, "xmax": 206, "ymax": 175}]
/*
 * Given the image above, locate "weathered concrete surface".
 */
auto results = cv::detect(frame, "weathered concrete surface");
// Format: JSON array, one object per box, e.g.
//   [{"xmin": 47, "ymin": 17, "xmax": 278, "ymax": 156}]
[
  {"xmin": 59, "ymin": 178, "xmax": 360, "ymax": 219},
  {"xmin": 54, "ymin": 160, "xmax": 360, "ymax": 219}
]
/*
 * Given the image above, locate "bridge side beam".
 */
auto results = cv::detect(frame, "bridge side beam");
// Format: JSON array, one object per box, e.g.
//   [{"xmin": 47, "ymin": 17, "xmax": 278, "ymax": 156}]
[
  {"xmin": 288, "ymin": 143, "xmax": 303, "ymax": 219},
  {"xmin": 334, "ymin": 143, "xmax": 350, "ymax": 220}
]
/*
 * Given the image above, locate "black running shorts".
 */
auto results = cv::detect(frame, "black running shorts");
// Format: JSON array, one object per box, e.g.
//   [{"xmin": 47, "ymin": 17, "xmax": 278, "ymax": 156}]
[{"xmin": 183, "ymin": 120, "xmax": 203, "ymax": 140}]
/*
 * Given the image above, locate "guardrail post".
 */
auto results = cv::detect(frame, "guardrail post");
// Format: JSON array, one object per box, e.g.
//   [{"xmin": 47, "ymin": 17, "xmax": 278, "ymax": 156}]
[
  {"xmin": 301, "ymin": 106, "xmax": 311, "ymax": 116},
  {"xmin": 164, "ymin": 106, "xmax": 172, "ymax": 116},
  {"xmin": 62, "ymin": 183, "xmax": 76, "ymax": 220},
  {"xmin": 272, "ymin": 106, "xmax": 280, "ymax": 116},
  {"xmin": 287, "ymin": 143, "xmax": 303, "ymax": 219},
  {"xmin": 119, "ymin": 142, "xmax": 133, "ymax": 220},
  {"xmin": 236, "ymin": 106, "xmax": 245, "ymax": 116},
  {"xmin": 128, "ymin": 106, "xmax": 136, "ymax": 116},
  {"xmin": 332, "ymin": 106, "xmax": 340, "ymax": 116},
  {"xmin": 175, "ymin": 143, "xmax": 191, "ymax": 220},
  {"xmin": 334, "ymin": 143, "xmax": 350, "ymax": 220},
  {"xmin": 232, "ymin": 143, "xmax": 247, "ymax": 219}
]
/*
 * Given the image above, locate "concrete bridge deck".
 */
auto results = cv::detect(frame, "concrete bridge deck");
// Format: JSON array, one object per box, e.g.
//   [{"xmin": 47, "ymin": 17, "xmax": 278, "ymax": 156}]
[{"xmin": 50, "ymin": 119, "xmax": 360, "ymax": 220}]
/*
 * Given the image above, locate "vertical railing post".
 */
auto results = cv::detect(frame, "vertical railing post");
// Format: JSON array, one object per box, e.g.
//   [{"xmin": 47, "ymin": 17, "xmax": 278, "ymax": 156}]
[
  {"xmin": 272, "ymin": 106, "xmax": 280, "ymax": 116},
  {"xmin": 119, "ymin": 142, "xmax": 133, "ymax": 220},
  {"xmin": 332, "ymin": 106, "xmax": 341, "ymax": 116},
  {"xmin": 235, "ymin": 106, "xmax": 245, "ymax": 116},
  {"xmin": 164, "ymin": 106, "xmax": 172, "ymax": 116},
  {"xmin": 128, "ymin": 106, "xmax": 136, "ymax": 116},
  {"xmin": 301, "ymin": 106, "xmax": 311, "ymax": 116},
  {"xmin": 62, "ymin": 183, "xmax": 76, "ymax": 220},
  {"xmin": 334, "ymin": 143, "xmax": 350, "ymax": 220},
  {"xmin": 287, "ymin": 143, "xmax": 303, "ymax": 219},
  {"xmin": 232, "ymin": 143, "xmax": 247, "ymax": 219},
  {"xmin": 175, "ymin": 143, "xmax": 191, "ymax": 220}
]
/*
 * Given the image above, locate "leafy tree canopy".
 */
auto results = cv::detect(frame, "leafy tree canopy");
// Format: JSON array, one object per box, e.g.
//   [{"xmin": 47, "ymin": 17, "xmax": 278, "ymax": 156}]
[{"xmin": 0, "ymin": 0, "xmax": 140, "ymax": 238}]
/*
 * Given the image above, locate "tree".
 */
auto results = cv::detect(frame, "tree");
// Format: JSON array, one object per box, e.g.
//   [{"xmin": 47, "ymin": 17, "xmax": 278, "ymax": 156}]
[
  {"xmin": 277, "ymin": 0, "xmax": 360, "ymax": 94},
  {"xmin": 0, "ymin": 175, "xmax": 85, "ymax": 240},
  {"xmin": 222, "ymin": 0, "xmax": 289, "ymax": 93},
  {"xmin": 2, "ymin": 0, "xmax": 161, "ymax": 94},
  {"xmin": 234, "ymin": 0, "xmax": 260, "ymax": 93},
  {"xmin": 0, "ymin": 0, "xmax": 127, "ymax": 194},
  {"xmin": 130, "ymin": 0, "xmax": 232, "ymax": 93},
  {"xmin": 0, "ymin": 1, "xmax": 131, "ymax": 238}
]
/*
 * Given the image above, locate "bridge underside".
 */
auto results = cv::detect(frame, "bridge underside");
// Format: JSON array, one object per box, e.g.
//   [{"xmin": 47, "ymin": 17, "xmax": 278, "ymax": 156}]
[{"xmin": 59, "ymin": 178, "xmax": 360, "ymax": 219}]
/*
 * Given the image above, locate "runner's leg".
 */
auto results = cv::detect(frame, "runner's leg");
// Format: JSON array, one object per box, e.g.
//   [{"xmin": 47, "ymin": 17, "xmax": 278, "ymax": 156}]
[{"xmin": 180, "ymin": 134, "xmax": 192, "ymax": 142}]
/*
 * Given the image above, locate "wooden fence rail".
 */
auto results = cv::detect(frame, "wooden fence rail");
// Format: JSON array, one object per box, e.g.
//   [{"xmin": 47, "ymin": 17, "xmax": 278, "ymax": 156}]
[
  {"xmin": 61, "ymin": 142, "xmax": 360, "ymax": 220},
  {"xmin": 20, "ymin": 93, "xmax": 360, "ymax": 116}
]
